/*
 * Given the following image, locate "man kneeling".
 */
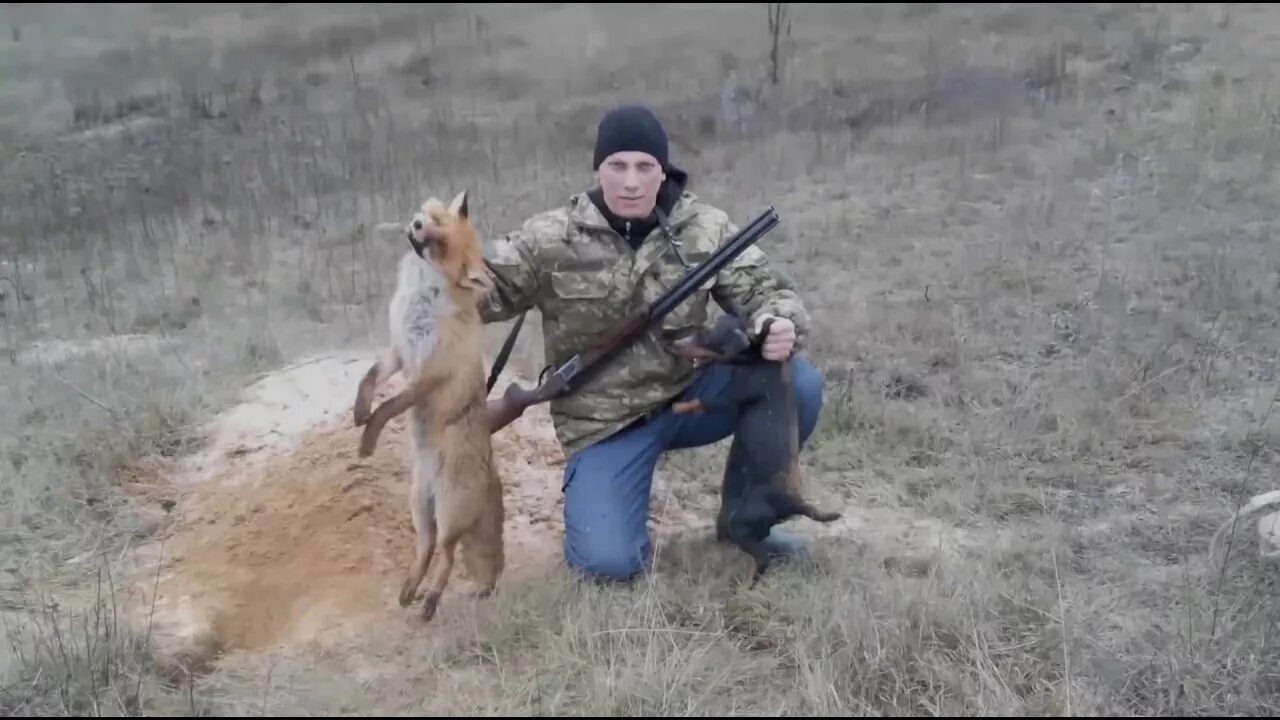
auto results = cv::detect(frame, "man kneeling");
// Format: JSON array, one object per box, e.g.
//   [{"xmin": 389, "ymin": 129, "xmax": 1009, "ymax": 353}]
[{"xmin": 477, "ymin": 104, "xmax": 824, "ymax": 581}]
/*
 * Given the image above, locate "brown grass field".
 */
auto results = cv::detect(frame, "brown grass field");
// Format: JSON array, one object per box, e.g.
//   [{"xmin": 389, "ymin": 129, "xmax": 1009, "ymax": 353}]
[{"xmin": 3, "ymin": 2, "xmax": 1280, "ymax": 715}]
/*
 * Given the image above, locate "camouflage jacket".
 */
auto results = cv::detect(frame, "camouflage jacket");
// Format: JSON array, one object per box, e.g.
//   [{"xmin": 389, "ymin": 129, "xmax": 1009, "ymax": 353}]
[{"xmin": 479, "ymin": 189, "xmax": 810, "ymax": 455}]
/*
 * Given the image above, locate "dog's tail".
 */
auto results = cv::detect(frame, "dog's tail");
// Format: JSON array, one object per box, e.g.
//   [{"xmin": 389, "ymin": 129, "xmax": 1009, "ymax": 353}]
[{"xmin": 771, "ymin": 488, "xmax": 841, "ymax": 524}]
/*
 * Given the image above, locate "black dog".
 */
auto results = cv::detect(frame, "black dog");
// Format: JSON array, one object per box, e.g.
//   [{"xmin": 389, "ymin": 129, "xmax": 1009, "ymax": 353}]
[{"xmin": 668, "ymin": 314, "xmax": 841, "ymax": 581}]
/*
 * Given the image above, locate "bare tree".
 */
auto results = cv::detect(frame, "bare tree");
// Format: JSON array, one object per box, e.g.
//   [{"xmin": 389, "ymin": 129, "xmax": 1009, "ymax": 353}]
[{"xmin": 767, "ymin": 3, "xmax": 791, "ymax": 85}]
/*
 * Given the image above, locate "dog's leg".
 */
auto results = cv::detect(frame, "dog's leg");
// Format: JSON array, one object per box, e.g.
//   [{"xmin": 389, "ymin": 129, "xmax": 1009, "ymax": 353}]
[
  {"xmin": 724, "ymin": 502, "xmax": 777, "ymax": 584},
  {"xmin": 714, "ymin": 502, "xmax": 731, "ymax": 542},
  {"xmin": 354, "ymin": 349, "xmax": 401, "ymax": 426},
  {"xmin": 739, "ymin": 537, "xmax": 774, "ymax": 586}
]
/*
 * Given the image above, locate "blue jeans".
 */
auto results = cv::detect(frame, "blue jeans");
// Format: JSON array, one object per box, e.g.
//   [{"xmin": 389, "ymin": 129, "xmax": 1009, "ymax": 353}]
[{"xmin": 560, "ymin": 355, "xmax": 824, "ymax": 581}]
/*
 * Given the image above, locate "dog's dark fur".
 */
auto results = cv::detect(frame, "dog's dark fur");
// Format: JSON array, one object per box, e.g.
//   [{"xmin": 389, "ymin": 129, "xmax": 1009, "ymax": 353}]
[{"xmin": 668, "ymin": 314, "xmax": 841, "ymax": 581}]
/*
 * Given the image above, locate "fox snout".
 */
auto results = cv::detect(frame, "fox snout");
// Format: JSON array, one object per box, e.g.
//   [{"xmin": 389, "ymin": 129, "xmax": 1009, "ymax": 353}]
[{"xmin": 408, "ymin": 217, "xmax": 445, "ymax": 259}]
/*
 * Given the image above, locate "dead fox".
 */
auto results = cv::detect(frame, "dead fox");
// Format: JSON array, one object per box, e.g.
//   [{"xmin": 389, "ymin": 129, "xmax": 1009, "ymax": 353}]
[{"xmin": 352, "ymin": 190, "xmax": 504, "ymax": 621}]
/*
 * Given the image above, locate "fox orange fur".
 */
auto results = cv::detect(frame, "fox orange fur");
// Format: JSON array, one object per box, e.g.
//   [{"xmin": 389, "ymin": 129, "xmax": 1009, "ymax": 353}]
[{"xmin": 352, "ymin": 190, "xmax": 504, "ymax": 621}]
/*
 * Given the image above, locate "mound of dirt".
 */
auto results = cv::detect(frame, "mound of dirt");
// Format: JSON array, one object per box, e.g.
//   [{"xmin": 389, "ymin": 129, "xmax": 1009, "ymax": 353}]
[{"xmin": 132, "ymin": 351, "xmax": 570, "ymax": 670}]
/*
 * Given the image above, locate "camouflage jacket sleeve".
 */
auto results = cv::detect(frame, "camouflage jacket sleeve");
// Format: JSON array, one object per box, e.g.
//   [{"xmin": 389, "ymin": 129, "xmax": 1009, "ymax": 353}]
[
  {"xmin": 478, "ymin": 217, "xmax": 545, "ymax": 323},
  {"xmin": 709, "ymin": 213, "xmax": 811, "ymax": 348}
]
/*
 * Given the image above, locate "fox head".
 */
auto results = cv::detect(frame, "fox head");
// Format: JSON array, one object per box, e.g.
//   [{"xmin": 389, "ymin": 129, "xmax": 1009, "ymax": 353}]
[{"xmin": 408, "ymin": 190, "xmax": 492, "ymax": 296}]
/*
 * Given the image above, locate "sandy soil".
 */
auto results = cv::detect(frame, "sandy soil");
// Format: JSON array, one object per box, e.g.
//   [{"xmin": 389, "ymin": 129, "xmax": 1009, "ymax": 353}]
[{"xmin": 130, "ymin": 350, "xmax": 576, "ymax": 670}]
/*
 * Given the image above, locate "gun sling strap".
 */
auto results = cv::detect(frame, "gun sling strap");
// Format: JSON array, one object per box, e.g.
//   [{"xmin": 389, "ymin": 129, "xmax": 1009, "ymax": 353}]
[{"xmin": 485, "ymin": 311, "xmax": 525, "ymax": 394}]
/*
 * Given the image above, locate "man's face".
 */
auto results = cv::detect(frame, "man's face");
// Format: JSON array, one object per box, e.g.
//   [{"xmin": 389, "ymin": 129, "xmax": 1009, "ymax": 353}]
[{"xmin": 596, "ymin": 151, "xmax": 666, "ymax": 218}]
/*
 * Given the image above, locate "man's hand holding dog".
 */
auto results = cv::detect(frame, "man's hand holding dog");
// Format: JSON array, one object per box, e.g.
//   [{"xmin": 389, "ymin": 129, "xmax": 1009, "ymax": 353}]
[{"xmin": 755, "ymin": 314, "xmax": 796, "ymax": 361}]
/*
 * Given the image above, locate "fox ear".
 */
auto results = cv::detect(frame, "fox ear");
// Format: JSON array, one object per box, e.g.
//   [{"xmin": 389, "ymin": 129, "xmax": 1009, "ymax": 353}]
[{"xmin": 449, "ymin": 190, "xmax": 468, "ymax": 218}]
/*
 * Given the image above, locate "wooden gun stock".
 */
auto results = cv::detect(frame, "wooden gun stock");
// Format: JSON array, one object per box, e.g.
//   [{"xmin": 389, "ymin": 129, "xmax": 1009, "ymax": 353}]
[{"xmin": 485, "ymin": 379, "xmax": 556, "ymax": 433}]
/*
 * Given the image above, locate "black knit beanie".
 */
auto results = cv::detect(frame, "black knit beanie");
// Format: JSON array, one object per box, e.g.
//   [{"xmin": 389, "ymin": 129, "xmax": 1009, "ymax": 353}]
[{"xmin": 592, "ymin": 104, "xmax": 669, "ymax": 170}]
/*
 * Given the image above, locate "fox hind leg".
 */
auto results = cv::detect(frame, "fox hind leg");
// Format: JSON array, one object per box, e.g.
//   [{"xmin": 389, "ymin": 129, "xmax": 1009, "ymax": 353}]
[
  {"xmin": 399, "ymin": 449, "xmax": 439, "ymax": 607},
  {"xmin": 421, "ymin": 528, "xmax": 461, "ymax": 622}
]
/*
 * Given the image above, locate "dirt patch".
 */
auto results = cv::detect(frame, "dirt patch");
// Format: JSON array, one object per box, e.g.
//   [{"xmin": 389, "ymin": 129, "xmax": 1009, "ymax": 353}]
[
  {"xmin": 159, "ymin": 421, "xmax": 564, "ymax": 654},
  {"xmin": 133, "ymin": 351, "xmax": 570, "ymax": 668}
]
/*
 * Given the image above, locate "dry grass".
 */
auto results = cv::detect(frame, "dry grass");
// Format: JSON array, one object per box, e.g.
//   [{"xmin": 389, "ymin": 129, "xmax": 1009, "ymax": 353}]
[{"xmin": 3, "ymin": 1, "xmax": 1280, "ymax": 715}]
